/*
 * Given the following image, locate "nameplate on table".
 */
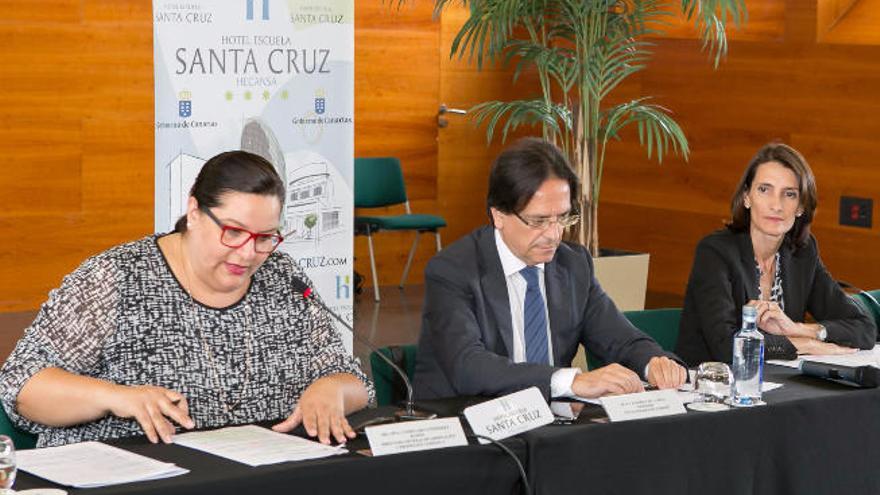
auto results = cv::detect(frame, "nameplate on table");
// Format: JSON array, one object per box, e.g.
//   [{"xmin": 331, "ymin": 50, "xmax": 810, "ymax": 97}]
[
  {"xmin": 600, "ymin": 389, "xmax": 687, "ymax": 422},
  {"xmin": 365, "ymin": 417, "xmax": 467, "ymax": 456},
  {"xmin": 463, "ymin": 387, "xmax": 554, "ymax": 443}
]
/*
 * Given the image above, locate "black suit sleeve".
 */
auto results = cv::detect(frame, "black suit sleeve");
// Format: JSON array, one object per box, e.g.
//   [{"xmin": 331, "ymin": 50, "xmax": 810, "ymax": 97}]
[
  {"xmin": 685, "ymin": 239, "xmax": 797, "ymax": 362},
  {"xmin": 421, "ymin": 256, "xmax": 558, "ymax": 398},
  {"xmin": 806, "ymin": 244, "xmax": 876, "ymax": 349},
  {"xmin": 568, "ymin": 245, "xmax": 679, "ymax": 375}
]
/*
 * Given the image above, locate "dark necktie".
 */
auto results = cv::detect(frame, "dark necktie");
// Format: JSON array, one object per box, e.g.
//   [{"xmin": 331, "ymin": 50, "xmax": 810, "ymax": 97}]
[{"xmin": 521, "ymin": 266, "xmax": 549, "ymax": 364}]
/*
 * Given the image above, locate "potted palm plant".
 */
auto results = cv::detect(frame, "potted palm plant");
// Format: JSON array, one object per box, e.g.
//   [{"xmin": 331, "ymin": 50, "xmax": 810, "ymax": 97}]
[
  {"xmin": 433, "ymin": 0, "xmax": 745, "ymax": 258},
  {"xmin": 427, "ymin": 0, "xmax": 745, "ymax": 309}
]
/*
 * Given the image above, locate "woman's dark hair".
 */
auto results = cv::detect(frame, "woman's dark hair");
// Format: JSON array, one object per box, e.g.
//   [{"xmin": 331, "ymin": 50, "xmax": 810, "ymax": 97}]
[
  {"xmin": 727, "ymin": 142, "xmax": 817, "ymax": 250},
  {"xmin": 174, "ymin": 150, "xmax": 286, "ymax": 233},
  {"xmin": 486, "ymin": 137, "xmax": 580, "ymax": 224}
]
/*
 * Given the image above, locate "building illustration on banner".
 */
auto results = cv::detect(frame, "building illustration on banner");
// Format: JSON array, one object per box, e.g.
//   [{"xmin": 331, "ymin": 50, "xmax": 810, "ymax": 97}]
[{"xmin": 163, "ymin": 118, "xmax": 347, "ymax": 243}]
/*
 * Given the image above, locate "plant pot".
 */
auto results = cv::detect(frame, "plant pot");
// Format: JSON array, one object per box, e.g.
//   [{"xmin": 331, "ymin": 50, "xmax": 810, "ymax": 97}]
[
  {"xmin": 572, "ymin": 249, "xmax": 650, "ymax": 371},
  {"xmin": 593, "ymin": 249, "xmax": 650, "ymax": 312}
]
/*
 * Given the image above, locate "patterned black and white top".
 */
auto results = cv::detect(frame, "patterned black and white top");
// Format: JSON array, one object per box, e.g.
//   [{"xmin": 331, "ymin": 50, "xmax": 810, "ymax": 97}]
[
  {"xmin": 756, "ymin": 252, "xmax": 785, "ymax": 310},
  {"xmin": 0, "ymin": 235, "xmax": 373, "ymax": 447}
]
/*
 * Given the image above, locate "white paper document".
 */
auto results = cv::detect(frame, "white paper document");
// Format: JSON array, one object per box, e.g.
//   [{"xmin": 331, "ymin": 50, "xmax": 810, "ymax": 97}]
[
  {"xmin": 173, "ymin": 425, "xmax": 345, "ymax": 466},
  {"xmin": 575, "ymin": 380, "xmax": 783, "ymax": 406},
  {"xmin": 16, "ymin": 441, "xmax": 188, "ymax": 488},
  {"xmin": 768, "ymin": 344, "xmax": 880, "ymax": 369}
]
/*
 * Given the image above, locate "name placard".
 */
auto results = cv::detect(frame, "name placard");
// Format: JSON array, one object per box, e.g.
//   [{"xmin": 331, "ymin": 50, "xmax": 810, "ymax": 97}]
[
  {"xmin": 365, "ymin": 417, "xmax": 468, "ymax": 456},
  {"xmin": 600, "ymin": 389, "xmax": 687, "ymax": 422},
  {"xmin": 464, "ymin": 387, "xmax": 554, "ymax": 443}
]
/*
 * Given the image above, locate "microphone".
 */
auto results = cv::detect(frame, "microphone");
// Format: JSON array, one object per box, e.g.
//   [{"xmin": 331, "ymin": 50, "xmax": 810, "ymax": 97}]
[
  {"xmin": 799, "ymin": 360, "xmax": 879, "ymax": 388},
  {"xmin": 291, "ymin": 277, "xmax": 437, "ymax": 421}
]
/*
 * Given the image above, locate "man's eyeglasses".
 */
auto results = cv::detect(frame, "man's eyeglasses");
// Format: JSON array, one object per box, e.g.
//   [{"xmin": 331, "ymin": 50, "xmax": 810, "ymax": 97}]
[
  {"xmin": 513, "ymin": 211, "xmax": 580, "ymax": 230},
  {"xmin": 200, "ymin": 207, "xmax": 284, "ymax": 254}
]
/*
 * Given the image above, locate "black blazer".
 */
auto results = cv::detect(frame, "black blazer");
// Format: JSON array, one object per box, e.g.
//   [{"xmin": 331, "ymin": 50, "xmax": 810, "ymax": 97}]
[
  {"xmin": 675, "ymin": 229, "xmax": 876, "ymax": 367},
  {"xmin": 413, "ymin": 225, "xmax": 676, "ymax": 400}
]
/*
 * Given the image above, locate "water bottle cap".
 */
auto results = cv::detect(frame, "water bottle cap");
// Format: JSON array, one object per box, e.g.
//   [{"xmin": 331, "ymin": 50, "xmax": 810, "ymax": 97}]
[{"xmin": 742, "ymin": 305, "xmax": 757, "ymax": 317}]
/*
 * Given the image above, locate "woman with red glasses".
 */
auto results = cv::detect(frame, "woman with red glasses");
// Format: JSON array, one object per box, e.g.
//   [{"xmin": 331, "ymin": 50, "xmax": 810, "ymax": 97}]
[{"xmin": 0, "ymin": 150, "xmax": 372, "ymax": 447}]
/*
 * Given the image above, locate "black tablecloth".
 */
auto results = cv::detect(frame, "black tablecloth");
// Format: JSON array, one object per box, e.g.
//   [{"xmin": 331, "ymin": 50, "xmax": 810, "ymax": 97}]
[
  {"xmin": 14, "ymin": 367, "xmax": 880, "ymax": 495},
  {"xmin": 14, "ymin": 406, "xmax": 527, "ymax": 495},
  {"xmin": 523, "ymin": 365, "xmax": 880, "ymax": 495}
]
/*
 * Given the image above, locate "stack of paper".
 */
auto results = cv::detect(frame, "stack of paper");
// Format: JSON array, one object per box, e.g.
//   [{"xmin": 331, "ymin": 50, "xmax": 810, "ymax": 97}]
[
  {"xmin": 173, "ymin": 425, "xmax": 346, "ymax": 466},
  {"xmin": 768, "ymin": 344, "xmax": 880, "ymax": 369},
  {"xmin": 16, "ymin": 441, "xmax": 188, "ymax": 488}
]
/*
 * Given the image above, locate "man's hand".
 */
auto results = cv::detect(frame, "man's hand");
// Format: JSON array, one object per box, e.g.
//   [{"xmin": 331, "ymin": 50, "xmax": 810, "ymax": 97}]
[
  {"xmin": 570, "ymin": 363, "xmax": 644, "ymax": 399},
  {"xmin": 645, "ymin": 356, "xmax": 687, "ymax": 390}
]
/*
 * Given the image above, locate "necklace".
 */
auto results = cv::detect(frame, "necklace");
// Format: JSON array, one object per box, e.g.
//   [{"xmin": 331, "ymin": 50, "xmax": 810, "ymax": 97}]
[{"xmin": 178, "ymin": 236, "xmax": 255, "ymax": 417}]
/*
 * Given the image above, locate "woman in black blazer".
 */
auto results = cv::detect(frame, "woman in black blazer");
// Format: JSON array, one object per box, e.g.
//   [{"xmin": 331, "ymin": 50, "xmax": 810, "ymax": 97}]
[{"xmin": 676, "ymin": 143, "xmax": 876, "ymax": 367}]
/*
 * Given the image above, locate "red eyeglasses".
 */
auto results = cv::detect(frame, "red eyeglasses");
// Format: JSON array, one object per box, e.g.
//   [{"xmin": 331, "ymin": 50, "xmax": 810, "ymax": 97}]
[{"xmin": 200, "ymin": 206, "xmax": 284, "ymax": 254}]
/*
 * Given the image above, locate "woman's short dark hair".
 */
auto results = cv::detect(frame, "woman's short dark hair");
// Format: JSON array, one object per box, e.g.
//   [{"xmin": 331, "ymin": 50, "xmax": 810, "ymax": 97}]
[
  {"xmin": 486, "ymin": 138, "xmax": 580, "ymax": 224},
  {"xmin": 727, "ymin": 142, "xmax": 817, "ymax": 250},
  {"xmin": 174, "ymin": 150, "xmax": 286, "ymax": 233}
]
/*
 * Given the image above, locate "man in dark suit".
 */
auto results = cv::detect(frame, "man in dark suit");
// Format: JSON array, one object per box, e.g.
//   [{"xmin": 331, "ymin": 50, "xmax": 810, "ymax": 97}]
[{"xmin": 413, "ymin": 138, "xmax": 687, "ymax": 400}]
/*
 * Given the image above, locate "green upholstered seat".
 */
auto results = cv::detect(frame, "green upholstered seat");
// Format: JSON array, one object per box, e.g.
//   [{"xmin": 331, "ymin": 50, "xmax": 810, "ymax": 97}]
[
  {"xmin": 370, "ymin": 344, "xmax": 418, "ymax": 407},
  {"xmin": 0, "ymin": 406, "xmax": 36, "ymax": 450},
  {"xmin": 354, "ymin": 157, "xmax": 447, "ymax": 301},
  {"xmin": 587, "ymin": 308, "xmax": 682, "ymax": 370}
]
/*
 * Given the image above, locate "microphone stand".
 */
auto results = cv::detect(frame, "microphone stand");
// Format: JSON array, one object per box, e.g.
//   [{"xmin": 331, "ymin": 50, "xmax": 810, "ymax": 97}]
[{"xmin": 297, "ymin": 284, "xmax": 436, "ymax": 421}]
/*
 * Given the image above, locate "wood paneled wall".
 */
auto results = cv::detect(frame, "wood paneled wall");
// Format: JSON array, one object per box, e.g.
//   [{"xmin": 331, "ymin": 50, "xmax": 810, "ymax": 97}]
[
  {"xmin": 601, "ymin": 0, "xmax": 880, "ymax": 304},
  {"xmin": 0, "ymin": 1, "xmax": 154, "ymax": 312},
  {"xmin": 2, "ymin": 1, "xmax": 880, "ymax": 312}
]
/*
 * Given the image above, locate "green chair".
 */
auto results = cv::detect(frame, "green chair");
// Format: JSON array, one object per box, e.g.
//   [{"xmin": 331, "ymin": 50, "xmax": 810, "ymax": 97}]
[
  {"xmin": 587, "ymin": 308, "xmax": 682, "ymax": 370},
  {"xmin": 369, "ymin": 344, "xmax": 418, "ymax": 407},
  {"xmin": 851, "ymin": 290, "xmax": 880, "ymax": 337},
  {"xmin": 0, "ymin": 405, "xmax": 36, "ymax": 450},
  {"xmin": 355, "ymin": 157, "xmax": 447, "ymax": 302}
]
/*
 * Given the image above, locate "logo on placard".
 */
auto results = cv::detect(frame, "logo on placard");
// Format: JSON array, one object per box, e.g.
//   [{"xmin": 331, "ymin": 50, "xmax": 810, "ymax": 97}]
[
  {"xmin": 314, "ymin": 89, "xmax": 326, "ymax": 115},
  {"xmin": 246, "ymin": 0, "xmax": 270, "ymax": 20},
  {"xmin": 336, "ymin": 274, "xmax": 351, "ymax": 299},
  {"xmin": 178, "ymin": 90, "xmax": 192, "ymax": 118}
]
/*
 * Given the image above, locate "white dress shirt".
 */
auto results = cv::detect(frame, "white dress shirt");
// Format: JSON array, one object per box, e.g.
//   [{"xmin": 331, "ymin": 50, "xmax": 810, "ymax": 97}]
[{"xmin": 494, "ymin": 229, "xmax": 580, "ymax": 397}]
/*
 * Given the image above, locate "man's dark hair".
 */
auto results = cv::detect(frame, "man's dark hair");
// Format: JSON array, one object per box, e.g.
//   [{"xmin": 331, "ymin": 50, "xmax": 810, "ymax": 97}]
[
  {"xmin": 174, "ymin": 150, "xmax": 286, "ymax": 233},
  {"xmin": 486, "ymin": 137, "xmax": 579, "ymax": 225}
]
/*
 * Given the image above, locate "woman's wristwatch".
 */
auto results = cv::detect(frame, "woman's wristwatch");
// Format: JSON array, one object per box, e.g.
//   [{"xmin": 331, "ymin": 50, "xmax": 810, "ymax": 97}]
[{"xmin": 816, "ymin": 323, "xmax": 828, "ymax": 342}]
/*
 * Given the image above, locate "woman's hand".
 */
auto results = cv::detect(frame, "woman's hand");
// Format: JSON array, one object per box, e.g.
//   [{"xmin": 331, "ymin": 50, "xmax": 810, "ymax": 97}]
[
  {"xmin": 789, "ymin": 337, "xmax": 858, "ymax": 356},
  {"xmin": 106, "ymin": 385, "xmax": 194, "ymax": 444},
  {"xmin": 748, "ymin": 300, "xmax": 819, "ymax": 338},
  {"xmin": 272, "ymin": 374, "xmax": 368, "ymax": 445}
]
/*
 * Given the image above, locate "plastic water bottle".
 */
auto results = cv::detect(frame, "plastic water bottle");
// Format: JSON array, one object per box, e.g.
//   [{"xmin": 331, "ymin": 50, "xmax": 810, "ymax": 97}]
[{"xmin": 731, "ymin": 304, "xmax": 764, "ymax": 406}]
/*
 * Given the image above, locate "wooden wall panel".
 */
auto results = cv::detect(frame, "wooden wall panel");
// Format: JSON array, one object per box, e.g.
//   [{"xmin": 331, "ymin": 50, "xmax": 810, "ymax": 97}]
[
  {"xmin": 4, "ymin": 0, "xmax": 880, "ymax": 312},
  {"xmin": 0, "ymin": 3, "xmax": 154, "ymax": 312},
  {"xmin": 599, "ymin": 0, "xmax": 880, "ymax": 304}
]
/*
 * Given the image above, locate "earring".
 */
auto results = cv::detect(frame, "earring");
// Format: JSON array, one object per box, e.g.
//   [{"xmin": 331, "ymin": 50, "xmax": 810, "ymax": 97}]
[{"xmin": 744, "ymin": 203, "xmax": 750, "ymax": 209}]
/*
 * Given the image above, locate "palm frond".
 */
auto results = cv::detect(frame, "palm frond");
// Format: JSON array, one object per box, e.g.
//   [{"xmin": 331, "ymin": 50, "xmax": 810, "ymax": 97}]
[{"xmin": 470, "ymin": 99, "xmax": 572, "ymax": 143}]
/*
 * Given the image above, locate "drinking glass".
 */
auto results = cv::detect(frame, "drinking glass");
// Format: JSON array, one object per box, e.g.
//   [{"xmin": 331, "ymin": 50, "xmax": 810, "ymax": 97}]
[
  {"xmin": 686, "ymin": 362, "xmax": 732, "ymax": 412},
  {"xmin": 0, "ymin": 435, "xmax": 15, "ymax": 494}
]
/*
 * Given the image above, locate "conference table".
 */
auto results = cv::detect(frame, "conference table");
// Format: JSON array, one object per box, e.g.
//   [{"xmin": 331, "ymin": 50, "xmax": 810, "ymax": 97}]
[{"xmin": 15, "ymin": 365, "xmax": 880, "ymax": 495}]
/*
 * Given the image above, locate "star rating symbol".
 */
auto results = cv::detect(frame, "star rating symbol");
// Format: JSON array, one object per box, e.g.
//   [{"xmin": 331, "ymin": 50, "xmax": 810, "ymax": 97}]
[
  {"xmin": 244, "ymin": 91, "xmax": 252, "ymax": 101},
  {"xmin": 262, "ymin": 90, "xmax": 271, "ymax": 101},
  {"xmin": 281, "ymin": 90, "xmax": 289, "ymax": 100},
  {"xmin": 224, "ymin": 91, "xmax": 233, "ymax": 101}
]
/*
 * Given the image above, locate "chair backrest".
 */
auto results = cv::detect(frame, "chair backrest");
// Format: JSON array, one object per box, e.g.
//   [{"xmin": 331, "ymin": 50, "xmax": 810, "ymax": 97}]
[
  {"xmin": 0, "ymin": 405, "xmax": 36, "ymax": 450},
  {"xmin": 354, "ymin": 157, "xmax": 408, "ymax": 208},
  {"xmin": 624, "ymin": 308, "xmax": 682, "ymax": 352},
  {"xmin": 586, "ymin": 308, "xmax": 682, "ymax": 370},
  {"xmin": 851, "ymin": 290, "xmax": 880, "ymax": 340},
  {"xmin": 369, "ymin": 344, "xmax": 417, "ymax": 407}
]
